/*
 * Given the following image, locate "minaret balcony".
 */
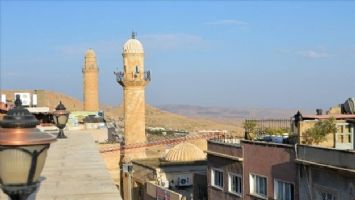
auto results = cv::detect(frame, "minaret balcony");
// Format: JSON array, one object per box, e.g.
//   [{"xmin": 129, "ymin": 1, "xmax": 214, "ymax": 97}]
[{"xmin": 114, "ymin": 70, "xmax": 151, "ymax": 87}]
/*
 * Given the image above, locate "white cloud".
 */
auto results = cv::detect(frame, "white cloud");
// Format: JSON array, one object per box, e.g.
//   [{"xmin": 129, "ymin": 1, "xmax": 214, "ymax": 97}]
[
  {"xmin": 205, "ymin": 19, "xmax": 248, "ymax": 26},
  {"xmin": 278, "ymin": 48, "xmax": 332, "ymax": 59},
  {"xmin": 141, "ymin": 33, "xmax": 204, "ymax": 50},
  {"xmin": 297, "ymin": 50, "xmax": 331, "ymax": 59}
]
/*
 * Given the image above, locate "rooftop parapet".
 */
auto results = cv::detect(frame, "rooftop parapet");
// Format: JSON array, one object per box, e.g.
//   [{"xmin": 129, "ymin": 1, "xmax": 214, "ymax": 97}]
[{"xmin": 296, "ymin": 144, "xmax": 355, "ymax": 172}]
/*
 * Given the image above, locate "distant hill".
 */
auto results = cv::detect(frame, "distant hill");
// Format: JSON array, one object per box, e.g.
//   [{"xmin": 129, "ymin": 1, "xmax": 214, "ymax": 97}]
[
  {"xmin": 158, "ymin": 104, "xmax": 301, "ymax": 120},
  {"xmin": 103, "ymin": 104, "xmax": 244, "ymax": 135}
]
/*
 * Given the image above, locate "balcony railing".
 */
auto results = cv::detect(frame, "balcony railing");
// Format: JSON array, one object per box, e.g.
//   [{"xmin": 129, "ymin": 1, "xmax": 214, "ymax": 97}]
[{"xmin": 114, "ymin": 70, "xmax": 151, "ymax": 83}]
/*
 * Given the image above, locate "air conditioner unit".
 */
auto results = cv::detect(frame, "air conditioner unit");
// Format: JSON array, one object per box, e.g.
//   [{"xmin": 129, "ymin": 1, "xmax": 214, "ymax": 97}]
[
  {"xmin": 122, "ymin": 164, "xmax": 133, "ymax": 173},
  {"xmin": 160, "ymin": 180, "xmax": 169, "ymax": 188},
  {"xmin": 178, "ymin": 176, "xmax": 191, "ymax": 186}
]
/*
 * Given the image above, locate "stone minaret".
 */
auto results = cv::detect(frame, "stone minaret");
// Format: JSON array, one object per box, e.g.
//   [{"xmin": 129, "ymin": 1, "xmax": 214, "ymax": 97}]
[
  {"xmin": 116, "ymin": 33, "xmax": 151, "ymax": 200},
  {"xmin": 83, "ymin": 48, "xmax": 99, "ymax": 111},
  {"xmin": 115, "ymin": 33, "xmax": 151, "ymax": 162}
]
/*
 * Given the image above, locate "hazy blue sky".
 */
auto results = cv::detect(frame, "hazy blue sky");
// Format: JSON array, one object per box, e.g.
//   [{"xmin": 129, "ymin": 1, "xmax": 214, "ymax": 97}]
[{"xmin": 1, "ymin": 1, "xmax": 354, "ymax": 110}]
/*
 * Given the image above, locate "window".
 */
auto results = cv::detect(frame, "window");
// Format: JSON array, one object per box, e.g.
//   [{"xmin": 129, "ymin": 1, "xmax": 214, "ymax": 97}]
[
  {"xmin": 211, "ymin": 168, "xmax": 223, "ymax": 188},
  {"xmin": 319, "ymin": 191, "xmax": 336, "ymax": 200},
  {"xmin": 345, "ymin": 125, "xmax": 351, "ymax": 133},
  {"xmin": 250, "ymin": 174, "xmax": 267, "ymax": 198},
  {"xmin": 274, "ymin": 180, "xmax": 294, "ymax": 200},
  {"xmin": 315, "ymin": 186, "xmax": 337, "ymax": 200},
  {"xmin": 336, "ymin": 124, "xmax": 352, "ymax": 144},
  {"xmin": 228, "ymin": 173, "xmax": 242, "ymax": 195}
]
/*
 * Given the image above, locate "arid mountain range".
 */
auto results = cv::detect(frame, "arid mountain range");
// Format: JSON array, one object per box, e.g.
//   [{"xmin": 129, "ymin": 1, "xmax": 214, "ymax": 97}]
[
  {"xmin": 158, "ymin": 104, "xmax": 301, "ymax": 120},
  {"xmin": 2, "ymin": 90, "xmax": 308, "ymax": 135},
  {"xmin": 103, "ymin": 104, "xmax": 244, "ymax": 135}
]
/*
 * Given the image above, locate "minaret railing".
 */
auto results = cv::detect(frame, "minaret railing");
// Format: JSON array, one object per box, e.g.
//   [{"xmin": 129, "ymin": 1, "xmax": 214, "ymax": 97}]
[{"xmin": 114, "ymin": 70, "xmax": 151, "ymax": 84}]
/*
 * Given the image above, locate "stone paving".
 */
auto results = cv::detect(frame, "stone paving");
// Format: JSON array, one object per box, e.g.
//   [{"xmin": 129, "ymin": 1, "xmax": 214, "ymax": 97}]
[{"xmin": 1, "ymin": 130, "xmax": 122, "ymax": 200}]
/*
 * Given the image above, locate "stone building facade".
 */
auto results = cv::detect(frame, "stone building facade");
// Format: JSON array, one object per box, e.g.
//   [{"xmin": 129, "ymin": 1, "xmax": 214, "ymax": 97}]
[{"xmin": 82, "ymin": 48, "xmax": 99, "ymax": 111}]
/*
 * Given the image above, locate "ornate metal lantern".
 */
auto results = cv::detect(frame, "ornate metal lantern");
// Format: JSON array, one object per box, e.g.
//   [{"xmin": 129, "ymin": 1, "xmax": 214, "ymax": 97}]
[
  {"xmin": 52, "ymin": 101, "xmax": 70, "ymax": 139},
  {"xmin": 0, "ymin": 95, "xmax": 56, "ymax": 200}
]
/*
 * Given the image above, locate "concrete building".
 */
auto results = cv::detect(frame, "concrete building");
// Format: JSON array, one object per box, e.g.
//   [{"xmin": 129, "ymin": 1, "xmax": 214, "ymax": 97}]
[
  {"xmin": 206, "ymin": 139, "xmax": 243, "ymax": 200},
  {"xmin": 292, "ymin": 112, "xmax": 355, "ymax": 150},
  {"xmin": 296, "ymin": 144, "xmax": 355, "ymax": 200},
  {"xmin": 82, "ymin": 48, "xmax": 99, "ymax": 111},
  {"xmin": 206, "ymin": 138, "xmax": 298, "ymax": 200},
  {"xmin": 291, "ymin": 98, "xmax": 355, "ymax": 150},
  {"xmin": 242, "ymin": 140, "xmax": 297, "ymax": 200}
]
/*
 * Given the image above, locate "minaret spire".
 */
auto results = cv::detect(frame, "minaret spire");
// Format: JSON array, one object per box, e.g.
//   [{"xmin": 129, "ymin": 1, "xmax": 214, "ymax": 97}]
[{"xmin": 131, "ymin": 31, "xmax": 136, "ymax": 39}]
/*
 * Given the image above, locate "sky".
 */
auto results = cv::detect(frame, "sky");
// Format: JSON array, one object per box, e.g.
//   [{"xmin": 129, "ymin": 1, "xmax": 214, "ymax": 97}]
[{"xmin": 1, "ymin": 1, "xmax": 354, "ymax": 110}]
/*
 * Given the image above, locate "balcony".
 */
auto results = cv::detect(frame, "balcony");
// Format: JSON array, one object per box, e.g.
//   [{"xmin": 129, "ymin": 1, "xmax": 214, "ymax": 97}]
[{"xmin": 114, "ymin": 70, "xmax": 151, "ymax": 87}]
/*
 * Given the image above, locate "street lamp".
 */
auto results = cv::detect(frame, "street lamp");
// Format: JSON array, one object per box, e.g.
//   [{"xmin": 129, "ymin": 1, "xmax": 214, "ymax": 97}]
[
  {"xmin": 0, "ymin": 95, "xmax": 56, "ymax": 200},
  {"xmin": 52, "ymin": 101, "xmax": 70, "ymax": 139}
]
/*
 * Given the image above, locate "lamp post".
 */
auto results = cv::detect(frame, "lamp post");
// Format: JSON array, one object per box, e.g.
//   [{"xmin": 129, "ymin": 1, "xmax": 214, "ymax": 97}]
[
  {"xmin": 52, "ymin": 101, "xmax": 69, "ymax": 139},
  {"xmin": 0, "ymin": 95, "xmax": 56, "ymax": 200}
]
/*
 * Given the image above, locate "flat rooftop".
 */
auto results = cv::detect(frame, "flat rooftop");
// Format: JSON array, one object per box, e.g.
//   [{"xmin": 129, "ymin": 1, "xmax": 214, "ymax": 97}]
[{"xmin": 0, "ymin": 130, "xmax": 122, "ymax": 200}]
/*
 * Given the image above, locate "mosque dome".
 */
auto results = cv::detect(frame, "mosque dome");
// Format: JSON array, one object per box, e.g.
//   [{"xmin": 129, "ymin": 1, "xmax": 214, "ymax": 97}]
[
  {"xmin": 164, "ymin": 142, "xmax": 206, "ymax": 162},
  {"xmin": 85, "ymin": 48, "xmax": 96, "ymax": 58},
  {"xmin": 123, "ymin": 32, "xmax": 144, "ymax": 54}
]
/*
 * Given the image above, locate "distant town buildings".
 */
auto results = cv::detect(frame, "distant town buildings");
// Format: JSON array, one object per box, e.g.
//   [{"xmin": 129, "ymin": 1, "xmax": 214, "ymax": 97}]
[
  {"xmin": 82, "ymin": 48, "xmax": 99, "ymax": 111},
  {"xmin": 0, "ymin": 90, "xmax": 82, "ymax": 111}
]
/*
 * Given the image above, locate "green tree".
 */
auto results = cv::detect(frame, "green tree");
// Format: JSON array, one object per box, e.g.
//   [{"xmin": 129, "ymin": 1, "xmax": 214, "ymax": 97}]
[
  {"xmin": 243, "ymin": 120, "xmax": 257, "ymax": 140},
  {"xmin": 303, "ymin": 117, "xmax": 337, "ymax": 144}
]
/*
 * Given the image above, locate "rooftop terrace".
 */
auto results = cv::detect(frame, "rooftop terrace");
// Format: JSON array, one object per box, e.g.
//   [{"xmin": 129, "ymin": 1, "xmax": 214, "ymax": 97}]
[{"xmin": 0, "ymin": 130, "xmax": 121, "ymax": 200}]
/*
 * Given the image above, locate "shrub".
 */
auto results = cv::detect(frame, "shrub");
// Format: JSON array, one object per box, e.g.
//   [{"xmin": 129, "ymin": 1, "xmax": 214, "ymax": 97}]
[{"xmin": 303, "ymin": 117, "xmax": 337, "ymax": 144}]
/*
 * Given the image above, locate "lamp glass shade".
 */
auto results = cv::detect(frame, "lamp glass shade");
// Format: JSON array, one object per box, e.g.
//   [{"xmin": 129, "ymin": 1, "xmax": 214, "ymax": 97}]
[
  {"xmin": 58, "ymin": 115, "xmax": 68, "ymax": 126},
  {"xmin": 53, "ymin": 116, "xmax": 58, "ymax": 126},
  {"xmin": 0, "ymin": 144, "xmax": 48, "ymax": 185}
]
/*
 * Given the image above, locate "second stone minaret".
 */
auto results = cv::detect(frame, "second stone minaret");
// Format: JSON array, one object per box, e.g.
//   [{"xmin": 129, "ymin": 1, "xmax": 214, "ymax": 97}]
[
  {"xmin": 116, "ymin": 32, "xmax": 150, "ymax": 161},
  {"xmin": 83, "ymin": 48, "xmax": 99, "ymax": 111}
]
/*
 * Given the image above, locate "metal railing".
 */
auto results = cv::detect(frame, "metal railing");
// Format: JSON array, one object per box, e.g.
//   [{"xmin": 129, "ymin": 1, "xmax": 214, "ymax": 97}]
[{"xmin": 114, "ymin": 70, "xmax": 151, "ymax": 83}]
